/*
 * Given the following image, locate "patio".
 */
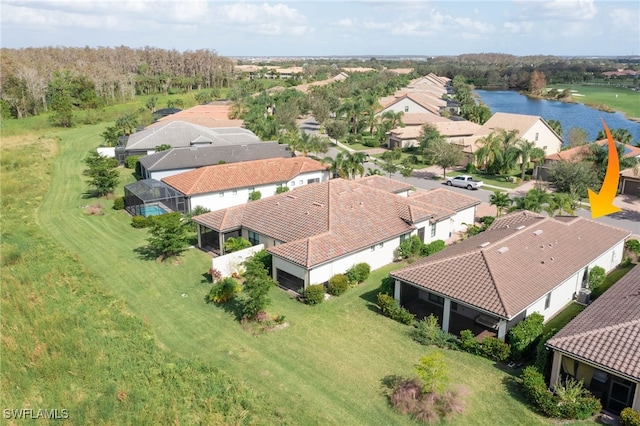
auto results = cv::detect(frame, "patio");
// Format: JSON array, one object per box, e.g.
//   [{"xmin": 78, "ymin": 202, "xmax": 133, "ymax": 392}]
[{"xmin": 404, "ymin": 298, "xmax": 497, "ymax": 340}]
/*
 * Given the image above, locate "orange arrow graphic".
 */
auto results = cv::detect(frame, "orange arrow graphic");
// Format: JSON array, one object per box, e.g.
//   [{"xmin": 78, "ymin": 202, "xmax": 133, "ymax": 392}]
[{"xmin": 588, "ymin": 120, "xmax": 621, "ymax": 219}]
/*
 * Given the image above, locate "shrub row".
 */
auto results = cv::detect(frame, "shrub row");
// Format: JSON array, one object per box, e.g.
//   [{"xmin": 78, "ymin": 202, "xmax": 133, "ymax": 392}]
[
  {"xmin": 377, "ymin": 293, "xmax": 415, "ymax": 325},
  {"xmin": 412, "ymin": 315, "xmax": 459, "ymax": 350},
  {"xmin": 346, "ymin": 263, "xmax": 371, "ymax": 284},
  {"xmin": 621, "ymin": 408, "xmax": 640, "ymax": 426},
  {"xmin": 520, "ymin": 366, "xmax": 601, "ymax": 420},
  {"xmin": 459, "ymin": 330, "xmax": 510, "ymax": 362},
  {"xmin": 397, "ymin": 236, "xmax": 446, "ymax": 259}
]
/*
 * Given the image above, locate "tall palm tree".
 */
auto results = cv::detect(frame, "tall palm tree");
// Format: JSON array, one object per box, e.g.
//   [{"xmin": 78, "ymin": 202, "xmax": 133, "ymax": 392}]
[
  {"xmin": 381, "ymin": 110, "xmax": 405, "ymax": 130},
  {"xmin": 516, "ymin": 139, "xmax": 537, "ymax": 181},
  {"xmin": 509, "ymin": 188, "xmax": 551, "ymax": 213},
  {"xmin": 494, "ymin": 129, "xmax": 522, "ymax": 175},
  {"xmin": 544, "ymin": 193, "xmax": 576, "ymax": 216},
  {"xmin": 474, "ymin": 132, "xmax": 501, "ymax": 172},
  {"xmin": 322, "ymin": 151, "xmax": 366, "ymax": 179},
  {"xmin": 489, "ymin": 191, "xmax": 511, "ymax": 217}
]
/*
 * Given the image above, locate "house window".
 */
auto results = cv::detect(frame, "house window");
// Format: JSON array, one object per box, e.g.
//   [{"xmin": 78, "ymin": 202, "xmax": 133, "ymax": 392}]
[
  {"xmin": 543, "ymin": 146, "xmax": 547, "ymax": 151},
  {"xmin": 219, "ymin": 192, "xmax": 224, "ymax": 197},
  {"xmin": 298, "ymin": 180, "xmax": 303, "ymax": 185},
  {"xmin": 248, "ymin": 231, "xmax": 259, "ymax": 245},
  {"xmin": 370, "ymin": 245, "xmax": 375, "ymax": 252},
  {"xmin": 430, "ymin": 223, "xmax": 436, "ymax": 237},
  {"xmin": 535, "ymin": 132, "xmax": 539, "ymax": 141},
  {"xmin": 404, "ymin": 106, "xmax": 409, "ymax": 112},
  {"xmin": 290, "ymin": 181, "xmax": 295, "ymax": 187},
  {"xmin": 307, "ymin": 178, "xmax": 320, "ymax": 184},
  {"xmin": 232, "ymin": 189, "xmax": 237, "ymax": 195},
  {"xmin": 428, "ymin": 293, "xmax": 444, "ymax": 305},
  {"xmin": 544, "ymin": 292, "xmax": 551, "ymax": 310},
  {"xmin": 378, "ymin": 242, "xmax": 383, "ymax": 248},
  {"xmin": 400, "ymin": 233, "xmax": 411, "ymax": 242}
]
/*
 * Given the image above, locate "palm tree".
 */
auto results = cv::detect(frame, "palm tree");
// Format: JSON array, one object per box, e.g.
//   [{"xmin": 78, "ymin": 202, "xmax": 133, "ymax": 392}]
[
  {"xmin": 509, "ymin": 188, "xmax": 551, "ymax": 213},
  {"xmin": 516, "ymin": 140, "xmax": 537, "ymax": 181},
  {"xmin": 366, "ymin": 167, "xmax": 382, "ymax": 176},
  {"xmin": 489, "ymin": 191, "xmax": 511, "ymax": 217},
  {"xmin": 544, "ymin": 193, "xmax": 576, "ymax": 216},
  {"xmin": 322, "ymin": 151, "xmax": 366, "ymax": 179},
  {"xmin": 381, "ymin": 110, "xmax": 405, "ymax": 130},
  {"xmin": 494, "ymin": 129, "xmax": 522, "ymax": 175}
]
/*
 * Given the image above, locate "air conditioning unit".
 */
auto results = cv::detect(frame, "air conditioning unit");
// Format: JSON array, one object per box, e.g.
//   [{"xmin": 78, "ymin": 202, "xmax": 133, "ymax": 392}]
[{"xmin": 577, "ymin": 288, "xmax": 591, "ymax": 304}]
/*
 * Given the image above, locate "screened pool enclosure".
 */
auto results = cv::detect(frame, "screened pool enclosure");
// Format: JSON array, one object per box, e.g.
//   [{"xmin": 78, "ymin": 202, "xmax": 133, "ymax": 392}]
[{"xmin": 124, "ymin": 179, "xmax": 187, "ymax": 217}]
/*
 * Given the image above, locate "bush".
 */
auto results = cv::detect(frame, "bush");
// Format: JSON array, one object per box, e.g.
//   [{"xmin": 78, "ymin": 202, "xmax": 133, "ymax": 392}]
[
  {"xmin": 224, "ymin": 237, "xmax": 252, "ymax": 253},
  {"xmin": 509, "ymin": 313, "xmax": 544, "ymax": 360},
  {"xmin": 250, "ymin": 249, "xmax": 272, "ymax": 275},
  {"xmin": 534, "ymin": 329, "xmax": 558, "ymax": 380},
  {"xmin": 520, "ymin": 367, "xmax": 601, "ymax": 420},
  {"xmin": 478, "ymin": 336, "xmax": 510, "ymax": 362},
  {"xmin": 362, "ymin": 136, "xmax": 379, "ymax": 147},
  {"xmin": 328, "ymin": 274, "xmax": 349, "ymax": 296},
  {"xmin": 113, "ymin": 196, "xmax": 125, "ymax": 210},
  {"xmin": 588, "ymin": 266, "xmax": 606, "ymax": 290},
  {"xmin": 275, "ymin": 186, "xmax": 289, "ymax": 194},
  {"xmin": 379, "ymin": 276, "xmax": 395, "ymax": 296},
  {"xmin": 377, "ymin": 293, "xmax": 414, "ymax": 325},
  {"xmin": 124, "ymin": 155, "xmax": 140, "ymax": 169},
  {"xmin": 131, "ymin": 215, "xmax": 151, "ymax": 228},
  {"xmin": 625, "ymin": 239, "xmax": 640, "ymax": 254},
  {"xmin": 398, "ymin": 235, "xmax": 423, "ymax": 259},
  {"xmin": 206, "ymin": 277, "xmax": 241, "ymax": 304},
  {"xmin": 304, "ymin": 284, "xmax": 326, "ymax": 305},
  {"xmin": 465, "ymin": 163, "xmax": 477, "ymax": 173},
  {"xmin": 85, "ymin": 204, "xmax": 104, "ymax": 216},
  {"xmin": 249, "ymin": 190, "xmax": 261, "ymax": 201},
  {"xmin": 621, "ymin": 408, "xmax": 640, "ymax": 426},
  {"xmin": 459, "ymin": 329, "xmax": 481, "ymax": 355},
  {"xmin": 412, "ymin": 315, "xmax": 459, "ymax": 350},
  {"xmin": 421, "ymin": 240, "xmax": 445, "ymax": 257},
  {"xmin": 346, "ymin": 263, "xmax": 371, "ymax": 284}
]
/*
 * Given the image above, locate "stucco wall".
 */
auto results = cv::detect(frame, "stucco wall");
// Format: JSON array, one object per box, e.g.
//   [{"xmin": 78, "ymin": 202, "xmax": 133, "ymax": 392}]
[
  {"xmin": 522, "ymin": 120, "xmax": 562, "ymax": 155},
  {"xmin": 211, "ymin": 244, "xmax": 265, "ymax": 277},
  {"xmin": 382, "ymin": 98, "xmax": 432, "ymax": 115}
]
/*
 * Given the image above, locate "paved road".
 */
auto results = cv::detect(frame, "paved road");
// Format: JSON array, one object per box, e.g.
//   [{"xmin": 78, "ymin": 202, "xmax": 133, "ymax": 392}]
[{"xmin": 297, "ymin": 116, "xmax": 640, "ymax": 235}]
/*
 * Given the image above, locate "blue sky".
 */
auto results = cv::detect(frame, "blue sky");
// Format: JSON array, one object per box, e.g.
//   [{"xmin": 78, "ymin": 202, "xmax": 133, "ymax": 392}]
[{"xmin": 1, "ymin": 0, "xmax": 638, "ymax": 57}]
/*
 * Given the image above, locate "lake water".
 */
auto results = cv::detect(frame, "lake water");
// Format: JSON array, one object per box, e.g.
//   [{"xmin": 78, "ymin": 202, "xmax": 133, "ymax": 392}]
[{"xmin": 474, "ymin": 90, "xmax": 640, "ymax": 144}]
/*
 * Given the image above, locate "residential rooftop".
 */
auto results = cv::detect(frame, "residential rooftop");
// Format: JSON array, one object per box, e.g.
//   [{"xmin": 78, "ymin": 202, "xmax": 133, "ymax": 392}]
[
  {"xmin": 546, "ymin": 264, "xmax": 640, "ymax": 381},
  {"xmin": 391, "ymin": 212, "xmax": 630, "ymax": 319}
]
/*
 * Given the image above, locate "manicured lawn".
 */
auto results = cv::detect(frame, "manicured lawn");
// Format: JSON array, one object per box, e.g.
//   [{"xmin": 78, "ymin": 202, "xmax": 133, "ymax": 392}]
[
  {"xmin": 548, "ymin": 84, "xmax": 640, "ymax": 118},
  {"xmin": 2, "ymin": 121, "xmax": 597, "ymax": 424},
  {"xmin": 446, "ymin": 171, "xmax": 521, "ymax": 189},
  {"xmin": 543, "ymin": 302, "xmax": 585, "ymax": 334},
  {"xmin": 591, "ymin": 263, "xmax": 636, "ymax": 299}
]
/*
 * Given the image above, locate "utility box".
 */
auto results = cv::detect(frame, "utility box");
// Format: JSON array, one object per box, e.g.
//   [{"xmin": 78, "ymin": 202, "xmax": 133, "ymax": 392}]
[{"xmin": 577, "ymin": 288, "xmax": 591, "ymax": 304}]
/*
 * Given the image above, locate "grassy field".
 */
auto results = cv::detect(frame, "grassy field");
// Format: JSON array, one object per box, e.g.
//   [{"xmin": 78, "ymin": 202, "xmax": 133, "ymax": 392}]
[
  {"xmin": 548, "ymin": 84, "xmax": 640, "ymax": 119},
  {"xmin": 1, "ymin": 117, "xmax": 598, "ymax": 424}
]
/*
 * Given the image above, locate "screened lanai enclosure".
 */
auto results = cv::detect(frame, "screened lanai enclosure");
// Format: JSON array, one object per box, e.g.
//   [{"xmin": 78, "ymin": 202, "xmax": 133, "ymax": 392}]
[{"xmin": 124, "ymin": 179, "xmax": 187, "ymax": 217}]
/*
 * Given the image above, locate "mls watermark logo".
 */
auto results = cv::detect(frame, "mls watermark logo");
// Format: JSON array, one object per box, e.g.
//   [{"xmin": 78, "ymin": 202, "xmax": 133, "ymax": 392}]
[{"xmin": 3, "ymin": 408, "xmax": 69, "ymax": 420}]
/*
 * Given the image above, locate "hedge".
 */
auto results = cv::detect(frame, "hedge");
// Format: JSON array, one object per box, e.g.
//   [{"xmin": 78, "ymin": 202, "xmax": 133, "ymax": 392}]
[
  {"xmin": 377, "ymin": 293, "xmax": 414, "ymax": 325},
  {"xmin": 508, "ymin": 312, "xmax": 544, "ymax": 360},
  {"xmin": 346, "ymin": 263, "xmax": 370, "ymax": 284},
  {"xmin": 621, "ymin": 408, "xmax": 640, "ymax": 426},
  {"xmin": 328, "ymin": 274, "xmax": 349, "ymax": 296}
]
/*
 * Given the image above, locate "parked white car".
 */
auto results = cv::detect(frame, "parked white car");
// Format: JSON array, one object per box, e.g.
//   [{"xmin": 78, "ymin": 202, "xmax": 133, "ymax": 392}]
[{"xmin": 446, "ymin": 175, "xmax": 484, "ymax": 190}]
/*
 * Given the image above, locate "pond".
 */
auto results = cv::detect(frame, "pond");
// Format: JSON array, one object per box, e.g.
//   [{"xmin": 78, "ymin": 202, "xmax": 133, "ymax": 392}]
[{"xmin": 474, "ymin": 90, "xmax": 640, "ymax": 144}]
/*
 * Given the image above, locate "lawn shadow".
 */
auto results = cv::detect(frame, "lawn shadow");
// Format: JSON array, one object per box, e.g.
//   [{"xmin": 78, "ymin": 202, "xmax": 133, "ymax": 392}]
[
  {"xmin": 501, "ymin": 374, "xmax": 532, "ymax": 408},
  {"xmin": 213, "ymin": 297, "xmax": 244, "ymax": 322},
  {"xmin": 201, "ymin": 272, "xmax": 213, "ymax": 284},
  {"xmin": 360, "ymin": 286, "xmax": 382, "ymax": 314},
  {"xmin": 132, "ymin": 244, "xmax": 160, "ymax": 261}
]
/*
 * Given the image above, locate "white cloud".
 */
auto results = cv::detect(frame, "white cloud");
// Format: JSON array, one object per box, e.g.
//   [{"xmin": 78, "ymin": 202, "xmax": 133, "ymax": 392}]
[
  {"xmin": 516, "ymin": 0, "xmax": 597, "ymax": 21},
  {"xmin": 504, "ymin": 21, "xmax": 534, "ymax": 34},
  {"xmin": 215, "ymin": 2, "xmax": 311, "ymax": 36},
  {"xmin": 334, "ymin": 18, "xmax": 356, "ymax": 28}
]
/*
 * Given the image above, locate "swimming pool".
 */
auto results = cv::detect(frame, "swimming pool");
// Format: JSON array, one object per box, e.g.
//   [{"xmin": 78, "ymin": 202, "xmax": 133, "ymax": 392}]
[{"xmin": 138, "ymin": 205, "xmax": 169, "ymax": 217}]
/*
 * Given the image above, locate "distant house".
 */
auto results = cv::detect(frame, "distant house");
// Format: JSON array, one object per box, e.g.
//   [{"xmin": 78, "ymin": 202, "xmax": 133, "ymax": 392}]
[
  {"xmin": 138, "ymin": 142, "xmax": 292, "ymax": 180},
  {"xmin": 620, "ymin": 167, "xmax": 640, "ymax": 196},
  {"xmin": 120, "ymin": 121, "xmax": 260, "ymax": 159},
  {"xmin": 379, "ymin": 93, "xmax": 442, "ymax": 116},
  {"xmin": 147, "ymin": 103, "xmax": 244, "ymax": 129},
  {"xmin": 537, "ymin": 140, "xmax": 640, "ymax": 181},
  {"xmin": 161, "ymin": 156, "xmax": 329, "ymax": 212},
  {"xmin": 546, "ymin": 264, "xmax": 640, "ymax": 414},
  {"xmin": 192, "ymin": 177, "xmax": 480, "ymax": 290},
  {"xmin": 390, "ymin": 211, "xmax": 630, "ymax": 340},
  {"xmin": 388, "ymin": 120, "xmax": 481, "ymax": 150},
  {"xmin": 471, "ymin": 112, "xmax": 563, "ymax": 156}
]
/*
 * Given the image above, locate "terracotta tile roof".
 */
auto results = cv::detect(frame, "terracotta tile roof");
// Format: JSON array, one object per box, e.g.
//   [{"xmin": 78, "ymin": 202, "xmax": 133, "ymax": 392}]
[
  {"xmin": 545, "ymin": 140, "xmax": 640, "ymax": 162},
  {"xmin": 147, "ymin": 104, "xmax": 243, "ymax": 129},
  {"xmin": 475, "ymin": 112, "xmax": 545, "ymax": 137},
  {"xmin": 400, "ymin": 113, "xmax": 451, "ymax": 126},
  {"xmin": 432, "ymin": 121, "xmax": 482, "ymax": 137},
  {"xmin": 546, "ymin": 265, "xmax": 640, "ymax": 381},
  {"xmin": 295, "ymin": 72, "xmax": 348, "ymax": 93},
  {"xmin": 382, "ymin": 93, "xmax": 440, "ymax": 115},
  {"xmin": 391, "ymin": 212, "xmax": 630, "ymax": 319},
  {"xmin": 394, "ymin": 90, "xmax": 446, "ymax": 106},
  {"xmin": 355, "ymin": 175, "xmax": 413, "ymax": 194},
  {"xmin": 193, "ymin": 177, "xmax": 476, "ymax": 268},
  {"xmin": 409, "ymin": 188, "xmax": 481, "ymax": 214},
  {"xmin": 621, "ymin": 167, "xmax": 640, "ymax": 178},
  {"xmin": 387, "ymin": 68, "xmax": 414, "ymax": 75},
  {"xmin": 162, "ymin": 157, "xmax": 327, "ymax": 195}
]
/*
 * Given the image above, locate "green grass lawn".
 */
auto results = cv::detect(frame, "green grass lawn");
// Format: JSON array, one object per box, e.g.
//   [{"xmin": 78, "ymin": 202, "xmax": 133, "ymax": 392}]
[
  {"xmin": 543, "ymin": 302, "xmax": 585, "ymax": 335},
  {"xmin": 548, "ymin": 84, "xmax": 640, "ymax": 118},
  {"xmin": 446, "ymin": 171, "xmax": 521, "ymax": 189},
  {"xmin": 1, "ymin": 122, "xmax": 597, "ymax": 424},
  {"xmin": 590, "ymin": 263, "xmax": 635, "ymax": 299}
]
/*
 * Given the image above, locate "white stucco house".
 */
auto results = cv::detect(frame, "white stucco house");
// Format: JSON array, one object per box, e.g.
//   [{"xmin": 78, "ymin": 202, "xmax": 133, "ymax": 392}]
[
  {"xmin": 390, "ymin": 211, "xmax": 630, "ymax": 340},
  {"xmin": 161, "ymin": 156, "xmax": 329, "ymax": 213},
  {"xmin": 192, "ymin": 176, "xmax": 481, "ymax": 291}
]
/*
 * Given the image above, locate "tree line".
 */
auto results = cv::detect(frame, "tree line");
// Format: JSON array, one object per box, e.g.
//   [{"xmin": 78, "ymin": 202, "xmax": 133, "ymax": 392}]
[{"xmin": 1, "ymin": 46, "xmax": 234, "ymax": 120}]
